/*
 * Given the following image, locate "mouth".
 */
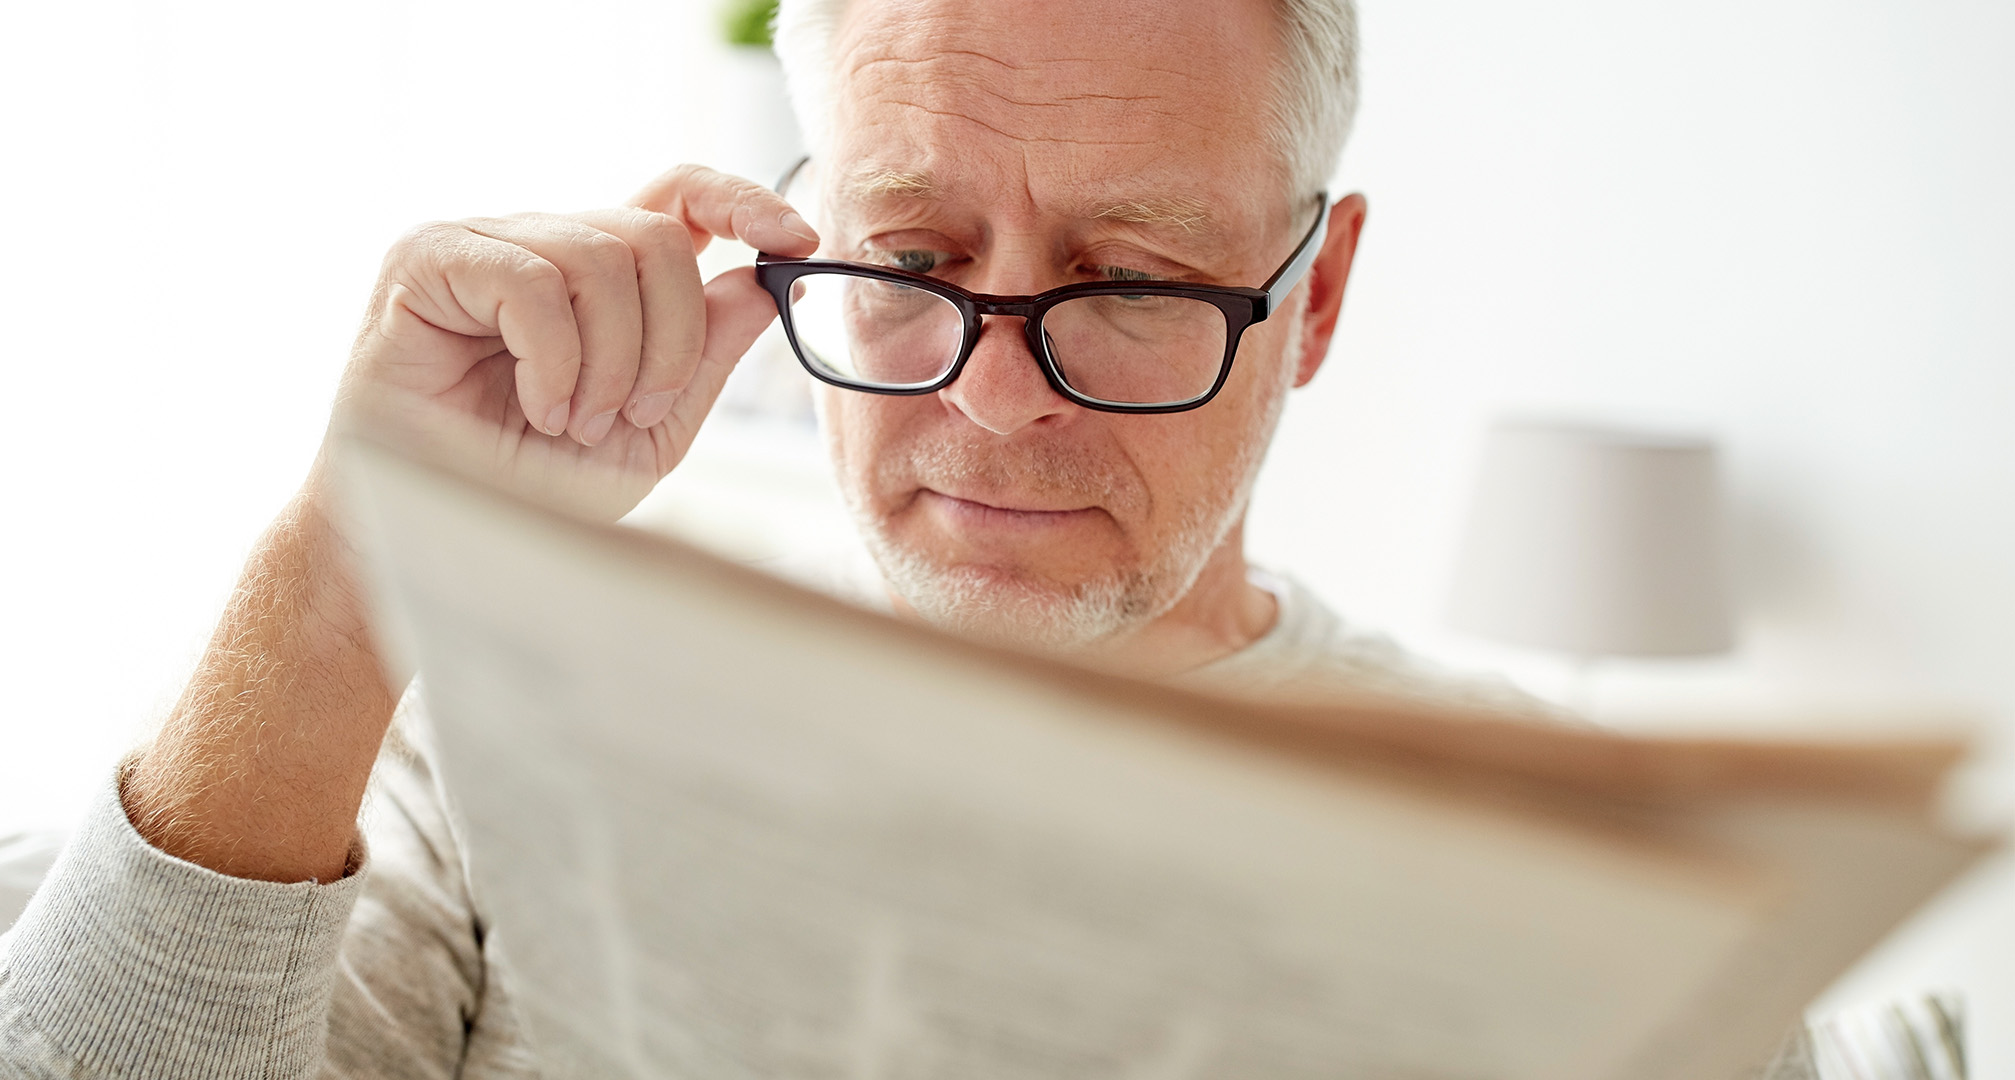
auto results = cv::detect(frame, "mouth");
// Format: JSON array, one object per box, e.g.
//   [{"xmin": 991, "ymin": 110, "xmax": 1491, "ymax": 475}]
[{"xmin": 916, "ymin": 488, "xmax": 1105, "ymax": 532}]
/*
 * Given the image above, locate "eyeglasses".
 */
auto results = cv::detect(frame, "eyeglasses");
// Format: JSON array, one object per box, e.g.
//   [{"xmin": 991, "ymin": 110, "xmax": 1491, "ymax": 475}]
[{"xmin": 753, "ymin": 176, "xmax": 1329, "ymax": 414}]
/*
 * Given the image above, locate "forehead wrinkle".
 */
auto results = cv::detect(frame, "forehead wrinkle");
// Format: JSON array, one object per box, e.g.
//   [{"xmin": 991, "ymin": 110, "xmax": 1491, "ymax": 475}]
[
  {"xmin": 854, "ymin": 55, "xmax": 1192, "ymax": 114},
  {"xmin": 855, "ymin": 48, "xmax": 1176, "ymax": 81},
  {"xmin": 843, "ymin": 47, "xmax": 1221, "ymax": 148},
  {"xmin": 876, "ymin": 95, "xmax": 1160, "ymax": 147}
]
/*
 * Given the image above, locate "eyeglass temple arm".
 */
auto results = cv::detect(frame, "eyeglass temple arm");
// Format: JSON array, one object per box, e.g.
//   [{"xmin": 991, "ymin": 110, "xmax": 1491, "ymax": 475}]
[
  {"xmin": 775, "ymin": 156, "xmax": 812, "ymax": 195},
  {"xmin": 1259, "ymin": 192, "xmax": 1330, "ymax": 316}
]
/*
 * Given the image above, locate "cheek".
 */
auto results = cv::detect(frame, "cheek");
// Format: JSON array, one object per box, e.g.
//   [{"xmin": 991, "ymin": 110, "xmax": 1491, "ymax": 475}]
[
  {"xmin": 1119, "ymin": 363, "xmax": 1286, "ymax": 528},
  {"xmin": 817, "ymin": 386, "xmax": 869, "ymax": 491},
  {"xmin": 818, "ymin": 387, "xmax": 921, "ymax": 504},
  {"xmin": 1112, "ymin": 415, "xmax": 1228, "ymax": 522}
]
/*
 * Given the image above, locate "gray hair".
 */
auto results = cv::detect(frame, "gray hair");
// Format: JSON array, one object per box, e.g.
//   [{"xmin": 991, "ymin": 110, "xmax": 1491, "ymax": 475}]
[{"xmin": 772, "ymin": 0, "xmax": 1360, "ymax": 199}]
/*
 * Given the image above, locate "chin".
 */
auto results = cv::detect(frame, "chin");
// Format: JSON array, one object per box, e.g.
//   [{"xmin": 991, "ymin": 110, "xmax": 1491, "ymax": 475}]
[{"xmin": 866, "ymin": 542, "xmax": 1153, "ymax": 653}]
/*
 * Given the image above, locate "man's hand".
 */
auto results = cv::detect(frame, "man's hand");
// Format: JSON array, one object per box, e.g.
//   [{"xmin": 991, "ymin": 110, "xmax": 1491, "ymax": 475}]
[
  {"xmin": 124, "ymin": 166, "xmax": 815, "ymax": 884},
  {"xmin": 334, "ymin": 164, "xmax": 820, "ymax": 519}
]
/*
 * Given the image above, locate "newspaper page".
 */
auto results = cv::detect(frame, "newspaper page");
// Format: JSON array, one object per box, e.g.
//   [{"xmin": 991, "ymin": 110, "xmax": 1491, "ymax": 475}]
[{"xmin": 341, "ymin": 442, "xmax": 1990, "ymax": 1080}]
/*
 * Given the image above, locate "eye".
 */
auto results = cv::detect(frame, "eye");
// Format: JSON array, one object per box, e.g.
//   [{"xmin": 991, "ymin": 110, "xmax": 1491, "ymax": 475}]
[
  {"xmin": 1096, "ymin": 264, "xmax": 1158, "ymax": 301},
  {"xmin": 1098, "ymin": 265, "xmax": 1157, "ymax": 283},
  {"xmin": 877, "ymin": 249, "xmax": 950, "ymax": 275}
]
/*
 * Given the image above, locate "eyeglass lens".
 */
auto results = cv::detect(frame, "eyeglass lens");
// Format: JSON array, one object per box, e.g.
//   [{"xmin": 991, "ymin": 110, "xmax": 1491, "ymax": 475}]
[
  {"xmin": 1040, "ymin": 293, "xmax": 1226, "ymax": 405},
  {"xmin": 788, "ymin": 273, "xmax": 965, "ymax": 389},
  {"xmin": 784, "ymin": 272, "xmax": 1229, "ymax": 406}
]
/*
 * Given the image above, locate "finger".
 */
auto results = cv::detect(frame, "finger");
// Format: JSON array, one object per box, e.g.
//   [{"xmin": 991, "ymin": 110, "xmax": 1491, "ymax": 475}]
[
  {"xmin": 628, "ymin": 163, "xmax": 820, "ymax": 257},
  {"xmin": 385, "ymin": 223, "xmax": 583, "ymax": 436},
  {"xmin": 468, "ymin": 215, "xmax": 644, "ymax": 446},
  {"xmin": 571, "ymin": 208, "xmax": 706, "ymax": 430},
  {"xmin": 658, "ymin": 266, "xmax": 783, "ymax": 444}
]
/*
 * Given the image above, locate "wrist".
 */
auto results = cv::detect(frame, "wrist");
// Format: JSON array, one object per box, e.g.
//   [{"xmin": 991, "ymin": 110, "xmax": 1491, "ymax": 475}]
[{"xmin": 290, "ymin": 465, "xmax": 379, "ymax": 645}]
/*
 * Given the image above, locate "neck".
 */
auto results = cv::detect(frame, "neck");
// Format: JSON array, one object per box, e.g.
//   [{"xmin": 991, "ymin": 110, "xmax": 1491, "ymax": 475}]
[{"xmin": 1078, "ymin": 521, "xmax": 1278, "ymax": 680}]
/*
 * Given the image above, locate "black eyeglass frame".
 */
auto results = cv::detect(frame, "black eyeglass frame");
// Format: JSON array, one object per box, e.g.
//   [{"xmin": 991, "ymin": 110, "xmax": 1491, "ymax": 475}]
[{"xmin": 753, "ymin": 191, "xmax": 1330, "ymax": 415}]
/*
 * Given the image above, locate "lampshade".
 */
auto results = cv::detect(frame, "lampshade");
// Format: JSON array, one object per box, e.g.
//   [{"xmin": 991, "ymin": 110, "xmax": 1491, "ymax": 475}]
[{"xmin": 1445, "ymin": 419, "xmax": 1734, "ymax": 658}]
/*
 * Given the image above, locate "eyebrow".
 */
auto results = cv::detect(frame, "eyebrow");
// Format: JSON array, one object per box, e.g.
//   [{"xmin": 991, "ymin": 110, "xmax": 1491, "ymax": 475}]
[
  {"xmin": 1090, "ymin": 197, "xmax": 1211, "ymax": 233},
  {"xmin": 836, "ymin": 164, "xmax": 1223, "ymax": 249},
  {"xmin": 844, "ymin": 166, "xmax": 943, "ymax": 200}
]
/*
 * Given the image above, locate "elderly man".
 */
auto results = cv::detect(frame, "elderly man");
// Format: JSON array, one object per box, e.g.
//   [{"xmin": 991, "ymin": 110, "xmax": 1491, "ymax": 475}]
[{"xmin": 0, "ymin": 0, "xmax": 1562, "ymax": 1075}]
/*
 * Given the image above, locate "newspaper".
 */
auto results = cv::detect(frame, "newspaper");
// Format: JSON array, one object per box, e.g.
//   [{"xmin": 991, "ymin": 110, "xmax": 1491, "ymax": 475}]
[{"xmin": 340, "ymin": 441, "xmax": 1994, "ymax": 1080}]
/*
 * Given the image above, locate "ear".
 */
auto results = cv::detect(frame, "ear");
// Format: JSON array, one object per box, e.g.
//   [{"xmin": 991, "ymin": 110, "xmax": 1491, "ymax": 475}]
[{"xmin": 1290, "ymin": 193, "xmax": 1368, "ymax": 388}]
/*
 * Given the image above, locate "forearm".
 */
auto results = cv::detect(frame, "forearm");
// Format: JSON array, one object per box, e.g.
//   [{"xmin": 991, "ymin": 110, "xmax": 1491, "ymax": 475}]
[{"xmin": 125, "ymin": 474, "xmax": 400, "ymax": 883}]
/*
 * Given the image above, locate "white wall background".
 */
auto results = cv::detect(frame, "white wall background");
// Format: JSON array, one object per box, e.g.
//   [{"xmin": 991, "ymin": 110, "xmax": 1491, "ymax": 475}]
[
  {"xmin": 0, "ymin": 0, "xmax": 727, "ymax": 835},
  {"xmin": 1, "ymin": 0, "xmax": 2009, "ymax": 1066}
]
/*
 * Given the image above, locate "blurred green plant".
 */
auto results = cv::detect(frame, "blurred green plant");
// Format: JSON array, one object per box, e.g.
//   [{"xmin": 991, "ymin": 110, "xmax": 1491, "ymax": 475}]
[{"xmin": 720, "ymin": 0, "xmax": 779, "ymax": 48}]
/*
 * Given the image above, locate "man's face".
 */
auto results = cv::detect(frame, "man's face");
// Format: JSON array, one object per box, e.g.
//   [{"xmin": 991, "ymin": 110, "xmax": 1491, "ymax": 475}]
[{"xmin": 814, "ymin": 0, "xmax": 1320, "ymax": 648}]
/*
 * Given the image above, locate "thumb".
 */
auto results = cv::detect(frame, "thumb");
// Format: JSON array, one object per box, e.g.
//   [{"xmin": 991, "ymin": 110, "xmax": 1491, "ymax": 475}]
[{"xmin": 659, "ymin": 266, "xmax": 782, "ymax": 444}]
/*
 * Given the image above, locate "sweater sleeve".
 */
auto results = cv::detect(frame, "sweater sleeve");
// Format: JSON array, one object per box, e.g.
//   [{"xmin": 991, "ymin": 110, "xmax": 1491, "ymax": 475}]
[{"xmin": 0, "ymin": 768, "xmax": 366, "ymax": 1080}]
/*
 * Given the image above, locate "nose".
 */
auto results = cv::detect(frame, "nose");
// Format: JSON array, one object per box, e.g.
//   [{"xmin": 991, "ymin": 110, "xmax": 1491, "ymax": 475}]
[{"xmin": 938, "ymin": 313, "xmax": 1073, "ymax": 435}]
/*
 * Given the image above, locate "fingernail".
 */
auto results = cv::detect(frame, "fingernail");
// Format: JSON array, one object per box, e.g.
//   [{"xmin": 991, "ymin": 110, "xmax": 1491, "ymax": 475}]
[
  {"xmin": 626, "ymin": 391, "xmax": 675, "ymax": 428},
  {"xmin": 779, "ymin": 210, "xmax": 818, "ymax": 243},
  {"xmin": 542, "ymin": 401, "xmax": 571, "ymax": 437},
  {"xmin": 582, "ymin": 409, "xmax": 619, "ymax": 446}
]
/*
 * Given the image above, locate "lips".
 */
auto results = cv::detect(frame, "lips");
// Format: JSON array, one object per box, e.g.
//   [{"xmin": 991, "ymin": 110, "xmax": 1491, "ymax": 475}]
[
  {"xmin": 917, "ymin": 488, "xmax": 1104, "ymax": 530},
  {"xmin": 924, "ymin": 485, "xmax": 1096, "ymax": 514}
]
